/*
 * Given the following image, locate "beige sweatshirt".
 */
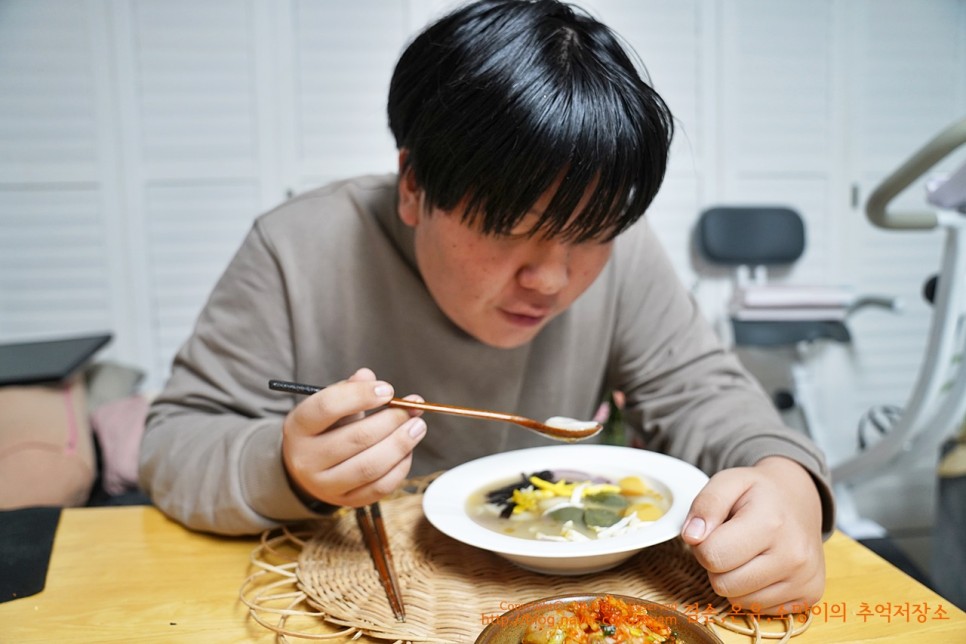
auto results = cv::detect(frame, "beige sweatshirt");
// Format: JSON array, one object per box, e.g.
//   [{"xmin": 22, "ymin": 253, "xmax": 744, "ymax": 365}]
[{"xmin": 140, "ymin": 174, "xmax": 834, "ymax": 536}]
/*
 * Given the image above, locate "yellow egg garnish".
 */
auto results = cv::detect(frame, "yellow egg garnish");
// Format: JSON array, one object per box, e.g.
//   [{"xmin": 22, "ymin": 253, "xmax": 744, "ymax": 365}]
[
  {"xmin": 627, "ymin": 502, "xmax": 664, "ymax": 521},
  {"xmin": 618, "ymin": 475, "xmax": 651, "ymax": 496}
]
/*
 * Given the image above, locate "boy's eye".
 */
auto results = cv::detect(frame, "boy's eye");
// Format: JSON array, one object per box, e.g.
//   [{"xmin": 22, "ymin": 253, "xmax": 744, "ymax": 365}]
[
  {"xmin": 491, "ymin": 224, "xmax": 536, "ymax": 240},
  {"xmin": 506, "ymin": 222, "xmax": 538, "ymax": 237},
  {"xmin": 505, "ymin": 228, "xmax": 534, "ymax": 239},
  {"xmin": 501, "ymin": 213, "xmax": 543, "ymax": 238}
]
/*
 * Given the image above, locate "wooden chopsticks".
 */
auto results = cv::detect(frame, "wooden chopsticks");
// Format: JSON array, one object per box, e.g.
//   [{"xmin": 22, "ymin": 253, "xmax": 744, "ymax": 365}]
[{"xmin": 355, "ymin": 503, "xmax": 406, "ymax": 622}]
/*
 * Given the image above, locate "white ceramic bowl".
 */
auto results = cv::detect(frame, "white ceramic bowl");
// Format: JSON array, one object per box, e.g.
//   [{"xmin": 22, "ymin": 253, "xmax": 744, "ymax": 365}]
[{"xmin": 422, "ymin": 444, "xmax": 709, "ymax": 575}]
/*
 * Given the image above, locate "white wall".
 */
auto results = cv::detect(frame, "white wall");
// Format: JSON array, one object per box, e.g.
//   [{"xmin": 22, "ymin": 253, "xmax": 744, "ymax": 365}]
[{"xmin": 1, "ymin": 0, "xmax": 965, "ymax": 546}]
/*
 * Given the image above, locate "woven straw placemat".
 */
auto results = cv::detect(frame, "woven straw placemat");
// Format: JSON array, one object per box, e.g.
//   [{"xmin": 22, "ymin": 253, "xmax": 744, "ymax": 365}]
[{"xmin": 241, "ymin": 480, "xmax": 811, "ymax": 643}]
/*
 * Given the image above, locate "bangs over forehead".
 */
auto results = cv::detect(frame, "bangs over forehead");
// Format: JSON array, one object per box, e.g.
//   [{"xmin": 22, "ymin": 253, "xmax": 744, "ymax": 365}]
[{"xmin": 388, "ymin": 0, "xmax": 674, "ymax": 242}]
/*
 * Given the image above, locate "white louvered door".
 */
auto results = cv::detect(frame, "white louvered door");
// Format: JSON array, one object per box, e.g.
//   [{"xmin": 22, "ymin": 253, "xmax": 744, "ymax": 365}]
[
  {"xmin": 122, "ymin": 0, "xmax": 266, "ymax": 380},
  {"xmin": 0, "ymin": 1, "xmax": 117, "ymax": 343},
  {"xmin": 0, "ymin": 0, "xmax": 417, "ymax": 387}
]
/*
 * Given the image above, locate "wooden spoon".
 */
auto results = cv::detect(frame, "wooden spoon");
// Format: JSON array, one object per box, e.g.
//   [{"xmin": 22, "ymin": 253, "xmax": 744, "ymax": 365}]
[{"xmin": 268, "ymin": 379, "xmax": 602, "ymax": 442}]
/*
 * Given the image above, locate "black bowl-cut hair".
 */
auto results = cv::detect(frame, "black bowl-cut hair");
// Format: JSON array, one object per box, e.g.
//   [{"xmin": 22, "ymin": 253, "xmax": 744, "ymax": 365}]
[{"xmin": 388, "ymin": 0, "xmax": 674, "ymax": 242}]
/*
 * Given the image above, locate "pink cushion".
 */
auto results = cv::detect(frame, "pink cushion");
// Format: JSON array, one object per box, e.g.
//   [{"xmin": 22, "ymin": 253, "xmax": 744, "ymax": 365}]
[
  {"xmin": 89, "ymin": 395, "xmax": 149, "ymax": 496},
  {"xmin": 0, "ymin": 379, "xmax": 95, "ymax": 509}
]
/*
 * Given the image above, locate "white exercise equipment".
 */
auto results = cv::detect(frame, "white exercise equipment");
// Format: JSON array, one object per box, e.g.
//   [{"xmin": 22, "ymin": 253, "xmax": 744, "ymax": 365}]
[{"xmin": 696, "ymin": 116, "xmax": 966, "ymax": 538}]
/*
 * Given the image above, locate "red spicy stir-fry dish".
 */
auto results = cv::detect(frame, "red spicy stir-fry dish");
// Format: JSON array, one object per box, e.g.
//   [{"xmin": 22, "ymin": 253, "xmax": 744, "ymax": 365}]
[{"xmin": 521, "ymin": 595, "xmax": 683, "ymax": 643}]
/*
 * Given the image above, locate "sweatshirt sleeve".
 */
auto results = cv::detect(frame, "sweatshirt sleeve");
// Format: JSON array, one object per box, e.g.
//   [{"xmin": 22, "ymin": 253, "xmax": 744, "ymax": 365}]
[
  {"xmin": 139, "ymin": 220, "xmax": 323, "ymax": 535},
  {"xmin": 611, "ymin": 223, "xmax": 836, "ymax": 536}
]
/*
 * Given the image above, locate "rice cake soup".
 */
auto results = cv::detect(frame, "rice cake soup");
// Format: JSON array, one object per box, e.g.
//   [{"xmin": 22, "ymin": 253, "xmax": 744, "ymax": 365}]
[{"xmin": 466, "ymin": 470, "xmax": 671, "ymax": 541}]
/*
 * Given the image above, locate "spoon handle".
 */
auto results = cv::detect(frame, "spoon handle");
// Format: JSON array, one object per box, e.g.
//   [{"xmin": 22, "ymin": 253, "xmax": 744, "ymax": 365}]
[
  {"xmin": 385, "ymin": 397, "xmax": 526, "ymax": 424},
  {"xmin": 268, "ymin": 379, "xmax": 535, "ymax": 427}
]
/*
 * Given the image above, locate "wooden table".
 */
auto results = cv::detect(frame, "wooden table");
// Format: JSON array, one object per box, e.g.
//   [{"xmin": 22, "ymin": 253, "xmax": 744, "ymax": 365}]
[{"xmin": 1, "ymin": 506, "xmax": 963, "ymax": 642}]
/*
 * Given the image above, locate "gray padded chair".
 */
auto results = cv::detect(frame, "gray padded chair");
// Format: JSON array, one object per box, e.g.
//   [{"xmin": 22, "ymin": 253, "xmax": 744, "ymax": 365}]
[{"xmin": 695, "ymin": 206, "xmax": 852, "ymax": 347}]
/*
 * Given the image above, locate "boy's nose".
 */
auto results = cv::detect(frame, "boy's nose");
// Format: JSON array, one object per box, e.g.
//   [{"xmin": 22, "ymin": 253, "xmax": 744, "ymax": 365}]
[{"xmin": 517, "ymin": 244, "xmax": 569, "ymax": 294}]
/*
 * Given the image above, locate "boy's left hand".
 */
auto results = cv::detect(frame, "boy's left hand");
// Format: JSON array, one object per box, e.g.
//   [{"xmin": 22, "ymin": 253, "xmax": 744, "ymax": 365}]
[{"xmin": 680, "ymin": 456, "xmax": 826, "ymax": 614}]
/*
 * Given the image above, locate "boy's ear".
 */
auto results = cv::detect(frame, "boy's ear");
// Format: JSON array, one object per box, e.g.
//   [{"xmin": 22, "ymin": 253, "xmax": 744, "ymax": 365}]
[{"xmin": 397, "ymin": 149, "xmax": 421, "ymax": 227}]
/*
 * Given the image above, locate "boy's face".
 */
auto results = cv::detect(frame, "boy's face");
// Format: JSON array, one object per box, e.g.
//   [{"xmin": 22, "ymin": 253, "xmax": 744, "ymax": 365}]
[{"xmin": 398, "ymin": 173, "xmax": 614, "ymax": 349}]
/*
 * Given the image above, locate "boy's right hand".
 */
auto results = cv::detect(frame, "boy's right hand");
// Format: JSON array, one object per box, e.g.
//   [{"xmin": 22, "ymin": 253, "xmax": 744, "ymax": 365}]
[{"xmin": 281, "ymin": 367, "xmax": 427, "ymax": 508}]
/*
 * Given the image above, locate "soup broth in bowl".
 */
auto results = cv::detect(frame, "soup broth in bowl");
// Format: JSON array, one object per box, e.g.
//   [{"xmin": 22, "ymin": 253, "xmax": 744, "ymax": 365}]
[{"xmin": 467, "ymin": 470, "xmax": 672, "ymax": 542}]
